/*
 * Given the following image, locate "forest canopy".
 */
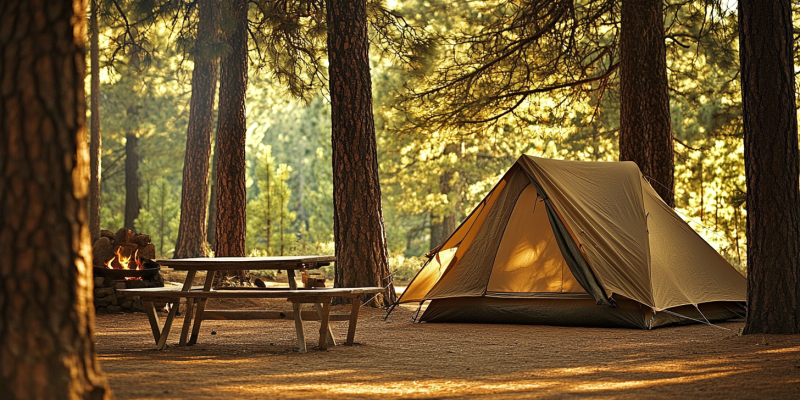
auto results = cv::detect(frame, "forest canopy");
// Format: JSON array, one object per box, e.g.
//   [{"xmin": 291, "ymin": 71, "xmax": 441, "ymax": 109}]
[{"xmin": 91, "ymin": 0, "xmax": 753, "ymax": 280}]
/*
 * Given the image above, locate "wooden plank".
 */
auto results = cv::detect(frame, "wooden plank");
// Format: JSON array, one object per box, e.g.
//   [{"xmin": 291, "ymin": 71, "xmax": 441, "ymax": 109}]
[
  {"xmin": 157, "ymin": 255, "xmax": 336, "ymax": 271},
  {"xmin": 188, "ymin": 270, "xmax": 215, "ymax": 346},
  {"xmin": 119, "ymin": 287, "xmax": 384, "ymax": 299},
  {"xmin": 315, "ymin": 303, "xmax": 337, "ymax": 346},
  {"xmin": 179, "ymin": 298, "xmax": 194, "ymax": 346},
  {"xmin": 155, "ymin": 270, "xmax": 196, "ymax": 350},
  {"xmin": 292, "ymin": 301, "xmax": 306, "ymax": 353},
  {"xmin": 202, "ymin": 310, "xmax": 350, "ymax": 321},
  {"xmin": 317, "ymin": 300, "xmax": 332, "ymax": 350},
  {"xmin": 346, "ymin": 298, "xmax": 362, "ymax": 346},
  {"xmin": 144, "ymin": 301, "xmax": 161, "ymax": 345}
]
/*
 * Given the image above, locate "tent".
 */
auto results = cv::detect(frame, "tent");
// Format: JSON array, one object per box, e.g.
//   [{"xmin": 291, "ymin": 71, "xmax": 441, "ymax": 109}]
[{"xmin": 396, "ymin": 155, "xmax": 746, "ymax": 329}]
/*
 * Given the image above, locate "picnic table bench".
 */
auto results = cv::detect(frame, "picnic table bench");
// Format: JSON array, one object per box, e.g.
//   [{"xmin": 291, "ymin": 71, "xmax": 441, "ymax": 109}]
[{"xmin": 116, "ymin": 256, "xmax": 384, "ymax": 353}]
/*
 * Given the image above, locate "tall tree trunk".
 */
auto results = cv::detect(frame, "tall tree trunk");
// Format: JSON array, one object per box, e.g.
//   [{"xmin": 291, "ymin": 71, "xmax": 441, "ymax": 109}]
[
  {"xmin": 738, "ymin": 0, "xmax": 800, "ymax": 334},
  {"xmin": 213, "ymin": 0, "xmax": 248, "ymax": 282},
  {"xmin": 89, "ymin": 0, "xmax": 102, "ymax": 241},
  {"xmin": 124, "ymin": 131, "xmax": 140, "ymax": 230},
  {"xmin": 175, "ymin": 0, "xmax": 220, "ymax": 258},
  {"xmin": 207, "ymin": 137, "xmax": 218, "ymax": 248},
  {"xmin": 326, "ymin": 0, "xmax": 396, "ymax": 306},
  {"xmin": 0, "ymin": 1, "xmax": 113, "ymax": 398},
  {"xmin": 619, "ymin": 0, "xmax": 674, "ymax": 207}
]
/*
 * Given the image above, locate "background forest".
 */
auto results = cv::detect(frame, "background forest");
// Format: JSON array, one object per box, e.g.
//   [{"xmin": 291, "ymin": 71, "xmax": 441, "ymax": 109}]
[{"xmin": 92, "ymin": 0, "xmax": 749, "ymax": 281}]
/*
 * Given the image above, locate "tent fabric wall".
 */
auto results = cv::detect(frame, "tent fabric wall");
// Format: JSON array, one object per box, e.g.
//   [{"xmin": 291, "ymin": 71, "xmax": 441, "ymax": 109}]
[{"xmin": 641, "ymin": 176, "xmax": 747, "ymax": 310}]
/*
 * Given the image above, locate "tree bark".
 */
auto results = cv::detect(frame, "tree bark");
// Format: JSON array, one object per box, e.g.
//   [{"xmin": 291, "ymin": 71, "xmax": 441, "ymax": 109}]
[
  {"xmin": 213, "ymin": 0, "xmax": 248, "ymax": 282},
  {"xmin": 207, "ymin": 136, "xmax": 218, "ymax": 248},
  {"xmin": 175, "ymin": 0, "xmax": 220, "ymax": 258},
  {"xmin": 738, "ymin": 0, "xmax": 800, "ymax": 334},
  {"xmin": 124, "ymin": 131, "xmax": 140, "ymax": 230},
  {"xmin": 0, "ymin": 0, "xmax": 113, "ymax": 398},
  {"xmin": 89, "ymin": 0, "xmax": 102, "ymax": 241},
  {"xmin": 326, "ymin": 0, "xmax": 396, "ymax": 306},
  {"xmin": 619, "ymin": 0, "xmax": 674, "ymax": 207}
]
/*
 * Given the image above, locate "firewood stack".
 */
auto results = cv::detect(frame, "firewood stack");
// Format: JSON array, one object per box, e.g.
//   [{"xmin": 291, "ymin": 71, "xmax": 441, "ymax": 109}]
[{"xmin": 92, "ymin": 228, "xmax": 157, "ymax": 268}]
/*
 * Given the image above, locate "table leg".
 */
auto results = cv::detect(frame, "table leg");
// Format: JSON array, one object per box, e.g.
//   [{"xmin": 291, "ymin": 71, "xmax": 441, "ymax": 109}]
[
  {"xmin": 314, "ymin": 302, "xmax": 336, "ymax": 347},
  {"xmin": 144, "ymin": 301, "xmax": 161, "ymax": 345},
  {"xmin": 154, "ymin": 270, "xmax": 196, "ymax": 350},
  {"xmin": 188, "ymin": 270, "xmax": 215, "ymax": 345},
  {"xmin": 346, "ymin": 298, "xmax": 362, "ymax": 346},
  {"xmin": 179, "ymin": 298, "xmax": 195, "ymax": 346},
  {"xmin": 317, "ymin": 299, "xmax": 332, "ymax": 350},
  {"xmin": 291, "ymin": 300, "xmax": 307, "ymax": 353}
]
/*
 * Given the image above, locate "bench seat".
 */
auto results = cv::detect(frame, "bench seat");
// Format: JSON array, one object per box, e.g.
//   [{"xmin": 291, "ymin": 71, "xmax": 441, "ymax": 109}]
[
  {"xmin": 118, "ymin": 287, "xmax": 384, "ymax": 300},
  {"xmin": 118, "ymin": 286, "xmax": 384, "ymax": 352}
]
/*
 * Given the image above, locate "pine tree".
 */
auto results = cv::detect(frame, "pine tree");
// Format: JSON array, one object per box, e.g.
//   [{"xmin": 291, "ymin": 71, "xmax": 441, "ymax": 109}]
[
  {"xmin": 0, "ymin": 1, "xmax": 113, "ymax": 397},
  {"xmin": 738, "ymin": 0, "xmax": 800, "ymax": 334}
]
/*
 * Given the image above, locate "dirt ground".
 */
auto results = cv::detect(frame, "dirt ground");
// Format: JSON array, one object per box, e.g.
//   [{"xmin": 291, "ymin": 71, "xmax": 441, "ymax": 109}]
[{"xmin": 95, "ymin": 298, "xmax": 800, "ymax": 400}]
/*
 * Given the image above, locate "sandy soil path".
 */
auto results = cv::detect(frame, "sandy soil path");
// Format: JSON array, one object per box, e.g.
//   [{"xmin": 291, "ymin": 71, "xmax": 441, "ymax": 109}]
[{"xmin": 96, "ymin": 301, "xmax": 800, "ymax": 399}]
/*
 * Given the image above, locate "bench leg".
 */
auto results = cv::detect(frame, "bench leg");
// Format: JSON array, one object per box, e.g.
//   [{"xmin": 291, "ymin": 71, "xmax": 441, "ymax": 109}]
[
  {"xmin": 179, "ymin": 298, "xmax": 195, "ymax": 346},
  {"xmin": 188, "ymin": 270, "xmax": 215, "ymax": 345},
  {"xmin": 144, "ymin": 301, "xmax": 161, "ymax": 345},
  {"xmin": 317, "ymin": 300, "xmax": 332, "ymax": 350},
  {"xmin": 346, "ymin": 298, "xmax": 362, "ymax": 346},
  {"xmin": 153, "ymin": 270, "xmax": 196, "ymax": 350},
  {"xmin": 292, "ymin": 301, "xmax": 307, "ymax": 353},
  {"xmin": 156, "ymin": 301, "xmax": 180, "ymax": 350},
  {"xmin": 314, "ymin": 302, "xmax": 336, "ymax": 347}
]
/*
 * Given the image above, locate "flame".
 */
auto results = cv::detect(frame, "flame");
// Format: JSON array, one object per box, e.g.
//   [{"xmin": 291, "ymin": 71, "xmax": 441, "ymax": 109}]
[{"xmin": 104, "ymin": 247, "xmax": 143, "ymax": 270}]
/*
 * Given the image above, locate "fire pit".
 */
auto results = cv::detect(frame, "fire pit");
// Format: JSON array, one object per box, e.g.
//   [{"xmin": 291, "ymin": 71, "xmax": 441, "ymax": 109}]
[{"xmin": 92, "ymin": 228, "xmax": 165, "ymax": 313}]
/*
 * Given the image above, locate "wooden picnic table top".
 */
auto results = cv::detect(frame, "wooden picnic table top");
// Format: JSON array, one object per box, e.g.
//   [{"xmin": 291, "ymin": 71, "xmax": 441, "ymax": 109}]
[{"xmin": 155, "ymin": 255, "xmax": 336, "ymax": 271}]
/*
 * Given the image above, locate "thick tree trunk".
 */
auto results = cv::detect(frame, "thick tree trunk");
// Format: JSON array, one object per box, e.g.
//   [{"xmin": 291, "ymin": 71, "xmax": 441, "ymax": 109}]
[
  {"xmin": 619, "ymin": 0, "xmax": 674, "ymax": 207},
  {"xmin": 124, "ymin": 131, "xmax": 140, "ymax": 230},
  {"xmin": 738, "ymin": 0, "xmax": 800, "ymax": 334},
  {"xmin": 89, "ymin": 0, "xmax": 102, "ymax": 241},
  {"xmin": 213, "ymin": 0, "xmax": 248, "ymax": 282},
  {"xmin": 326, "ymin": 0, "xmax": 396, "ymax": 306},
  {"xmin": 0, "ymin": 1, "xmax": 113, "ymax": 398},
  {"xmin": 175, "ymin": 0, "xmax": 220, "ymax": 258}
]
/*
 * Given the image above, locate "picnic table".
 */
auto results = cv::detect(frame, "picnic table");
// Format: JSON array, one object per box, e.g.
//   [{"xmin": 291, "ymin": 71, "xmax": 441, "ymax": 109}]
[{"xmin": 117, "ymin": 256, "xmax": 383, "ymax": 353}]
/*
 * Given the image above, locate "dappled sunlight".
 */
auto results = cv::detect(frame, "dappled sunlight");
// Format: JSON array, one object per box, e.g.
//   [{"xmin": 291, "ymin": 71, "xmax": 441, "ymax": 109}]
[{"xmin": 95, "ymin": 311, "xmax": 800, "ymax": 399}]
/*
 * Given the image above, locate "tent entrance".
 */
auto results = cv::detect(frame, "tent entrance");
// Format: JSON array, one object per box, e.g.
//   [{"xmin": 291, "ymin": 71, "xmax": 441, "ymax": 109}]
[{"xmin": 486, "ymin": 184, "xmax": 585, "ymax": 294}]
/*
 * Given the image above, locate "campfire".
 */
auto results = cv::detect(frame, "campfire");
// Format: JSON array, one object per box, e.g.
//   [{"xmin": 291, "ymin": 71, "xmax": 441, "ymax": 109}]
[
  {"xmin": 92, "ymin": 228, "xmax": 157, "ymax": 275},
  {"xmin": 92, "ymin": 228, "xmax": 165, "ymax": 314}
]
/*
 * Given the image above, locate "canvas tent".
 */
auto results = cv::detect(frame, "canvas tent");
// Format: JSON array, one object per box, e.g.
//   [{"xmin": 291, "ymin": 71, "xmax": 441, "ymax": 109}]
[{"xmin": 396, "ymin": 155, "xmax": 746, "ymax": 329}]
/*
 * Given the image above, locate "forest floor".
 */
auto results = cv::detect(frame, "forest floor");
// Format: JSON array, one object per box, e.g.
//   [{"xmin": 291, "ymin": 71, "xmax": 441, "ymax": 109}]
[{"xmin": 96, "ymin": 296, "xmax": 800, "ymax": 400}]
